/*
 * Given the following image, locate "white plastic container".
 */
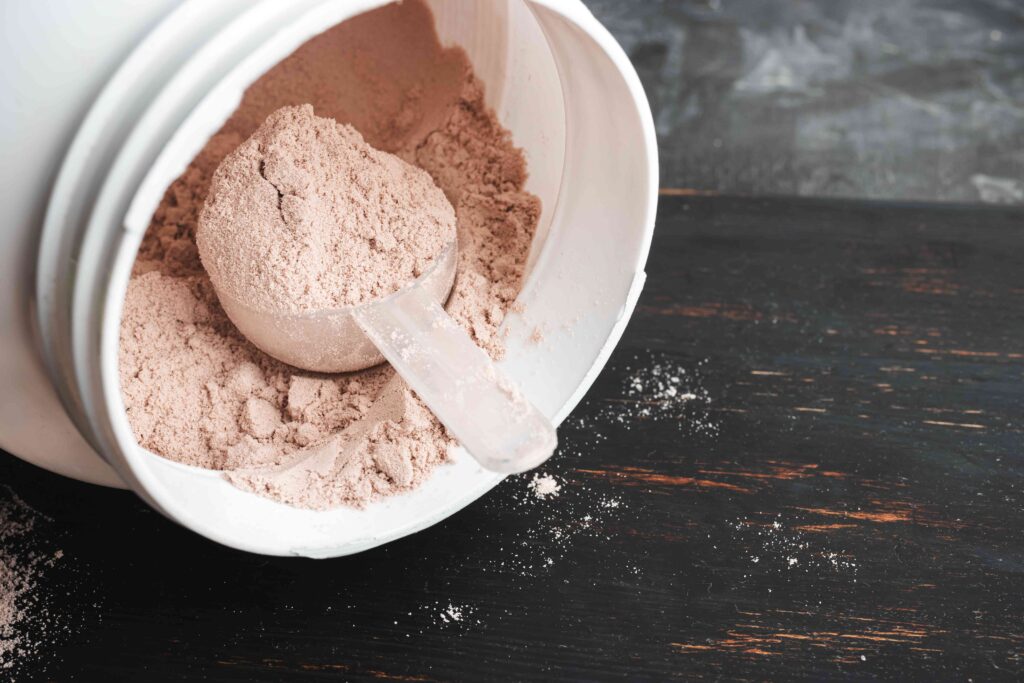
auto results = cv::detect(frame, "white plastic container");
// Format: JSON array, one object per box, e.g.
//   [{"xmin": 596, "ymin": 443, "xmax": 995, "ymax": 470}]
[{"xmin": 2, "ymin": 0, "xmax": 657, "ymax": 556}]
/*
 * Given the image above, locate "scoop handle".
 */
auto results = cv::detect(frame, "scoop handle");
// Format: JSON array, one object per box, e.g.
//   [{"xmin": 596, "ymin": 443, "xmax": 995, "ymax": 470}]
[{"xmin": 353, "ymin": 286, "xmax": 557, "ymax": 474}]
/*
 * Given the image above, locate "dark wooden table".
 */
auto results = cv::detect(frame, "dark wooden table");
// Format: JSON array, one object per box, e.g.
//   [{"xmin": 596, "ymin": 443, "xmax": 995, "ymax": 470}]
[{"xmin": 5, "ymin": 193, "xmax": 1024, "ymax": 681}]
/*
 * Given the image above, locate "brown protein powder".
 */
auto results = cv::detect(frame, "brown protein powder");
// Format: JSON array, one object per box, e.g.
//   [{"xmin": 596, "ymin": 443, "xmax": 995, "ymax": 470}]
[
  {"xmin": 197, "ymin": 104, "xmax": 457, "ymax": 315},
  {"xmin": 119, "ymin": 0, "xmax": 541, "ymax": 509}
]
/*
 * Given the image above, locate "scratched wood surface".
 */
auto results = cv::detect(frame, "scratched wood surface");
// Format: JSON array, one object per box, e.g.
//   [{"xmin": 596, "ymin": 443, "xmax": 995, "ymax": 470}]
[{"xmin": 4, "ymin": 194, "xmax": 1024, "ymax": 680}]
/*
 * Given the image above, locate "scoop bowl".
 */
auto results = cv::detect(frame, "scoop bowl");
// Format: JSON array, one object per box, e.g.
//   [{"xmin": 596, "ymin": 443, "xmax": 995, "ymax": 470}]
[{"xmin": 215, "ymin": 242, "xmax": 459, "ymax": 373}]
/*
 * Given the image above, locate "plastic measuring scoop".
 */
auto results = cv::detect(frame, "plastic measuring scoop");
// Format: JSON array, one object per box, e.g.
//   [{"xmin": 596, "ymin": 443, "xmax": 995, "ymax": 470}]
[{"xmin": 213, "ymin": 240, "xmax": 557, "ymax": 474}]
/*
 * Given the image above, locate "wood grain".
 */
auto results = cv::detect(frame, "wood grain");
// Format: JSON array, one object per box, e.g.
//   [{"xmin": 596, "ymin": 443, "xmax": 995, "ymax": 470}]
[{"xmin": 3, "ymin": 194, "xmax": 1024, "ymax": 681}]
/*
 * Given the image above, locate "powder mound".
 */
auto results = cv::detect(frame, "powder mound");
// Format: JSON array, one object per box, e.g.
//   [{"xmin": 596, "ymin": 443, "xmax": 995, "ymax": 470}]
[
  {"xmin": 197, "ymin": 104, "xmax": 456, "ymax": 313},
  {"xmin": 226, "ymin": 375, "xmax": 448, "ymax": 508}
]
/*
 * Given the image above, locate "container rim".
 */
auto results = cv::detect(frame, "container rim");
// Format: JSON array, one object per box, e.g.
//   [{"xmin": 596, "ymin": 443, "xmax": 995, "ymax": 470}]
[{"xmin": 70, "ymin": 0, "xmax": 658, "ymax": 556}]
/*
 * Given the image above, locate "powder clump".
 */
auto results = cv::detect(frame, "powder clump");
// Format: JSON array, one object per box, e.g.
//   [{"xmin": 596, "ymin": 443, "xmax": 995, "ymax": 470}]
[
  {"xmin": 225, "ymin": 375, "xmax": 447, "ymax": 508},
  {"xmin": 119, "ymin": 0, "xmax": 539, "ymax": 509},
  {"xmin": 197, "ymin": 104, "xmax": 456, "ymax": 313}
]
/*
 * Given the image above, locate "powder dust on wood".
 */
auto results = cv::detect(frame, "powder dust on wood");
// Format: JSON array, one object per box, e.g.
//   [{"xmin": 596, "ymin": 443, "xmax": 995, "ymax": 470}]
[
  {"xmin": 0, "ymin": 488, "xmax": 65, "ymax": 672},
  {"xmin": 119, "ymin": 0, "xmax": 540, "ymax": 509}
]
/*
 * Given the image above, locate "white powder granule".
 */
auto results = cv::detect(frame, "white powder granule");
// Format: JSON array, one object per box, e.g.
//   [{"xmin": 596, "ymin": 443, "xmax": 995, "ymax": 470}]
[
  {"xmin": 442, "ymin": 604, "xmax": 463, "ymax": 623},
  {"xmin": 529, "ymin": 474, "xmax": 561, "ymax": 499}
]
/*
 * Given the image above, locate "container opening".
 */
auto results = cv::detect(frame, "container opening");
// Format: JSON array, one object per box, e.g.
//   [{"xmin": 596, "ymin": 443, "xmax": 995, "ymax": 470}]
[
  {"xmin": 111, "ymin": 0, "xmax": 564, "ymax": 530},
  {"xmin": 98, "ymin": 0, "xmax": 653, "ymax": 555}
]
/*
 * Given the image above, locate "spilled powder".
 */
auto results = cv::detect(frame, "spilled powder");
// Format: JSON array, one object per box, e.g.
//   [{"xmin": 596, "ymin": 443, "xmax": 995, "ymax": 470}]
[
  {"xmin": 0, "ymin": 499, "xmax": 33, "ymax": 668},
  {"xmin": 479, "ymin": 468, "xmax": 626, "ymax": 579},
  {"xmin": 529, "ymin": 474, "xmax": 561, "ymax": 499},
  {"xmin": 0, "ymin": 489, "xmax": 64, "ymax": 671},
  {"xmin": 119, "ymin": 0, "xmax": 540, "ymax": 509},
  {"xmin": 565, "ymin": 350, "xmax": 719, "ymax": 440},
  {"xmin": 727, "ymin": 515, "xmax": 859, "ymax": 579},
  {"xmin": 198, "ymin": 104, "xmax": 456, "ymax": 314}
]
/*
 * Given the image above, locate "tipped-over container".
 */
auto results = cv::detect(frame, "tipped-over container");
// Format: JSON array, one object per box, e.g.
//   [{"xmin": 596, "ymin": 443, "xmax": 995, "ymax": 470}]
[{"xmin": 2, "ymin": 0, "xmax": 658, "ymax": 556}]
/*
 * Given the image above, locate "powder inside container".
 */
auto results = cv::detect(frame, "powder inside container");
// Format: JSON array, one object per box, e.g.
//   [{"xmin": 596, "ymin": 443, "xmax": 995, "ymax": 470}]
[
  {"xmin": 197, "ymin": 104, "xmax": 457, "ymax": 314},
  {"xmin": 119, "ymin": 0, "xmax": 541, "ymax": 509}
]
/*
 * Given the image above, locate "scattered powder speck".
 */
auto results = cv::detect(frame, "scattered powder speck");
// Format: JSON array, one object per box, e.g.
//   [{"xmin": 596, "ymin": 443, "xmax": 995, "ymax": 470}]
[
  {"xmin": 565, "ymin": 351, "xmax": 719, "ymax": 441},
  {"xmin": 616, "ymin": 356, "xmax": 713, "ymax": 427},
  {"xmin": 441, "ymin": 603, "xmax": 463, "ymax": 623},
  {"xmin": 419, "ymin": 601, "xmax": 479, "ymax": 629},
  {"xmin": 728, "ymin": 515, "xmax": 859, "ymax": 578},
  {"xmin": 528, "ymin": 473, "xmax": 561, "ymax": 499},
  {"xmin": 476, "ymin": 470, "xmax": 626, "ymax": 579},
  {"xmin": 390, "ymin": 446, "xmax": 630, "ymax": 638}
]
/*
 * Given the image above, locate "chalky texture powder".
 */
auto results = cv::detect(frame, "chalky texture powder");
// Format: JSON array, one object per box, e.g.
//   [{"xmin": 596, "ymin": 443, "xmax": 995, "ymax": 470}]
[
  {"xmin": 198, "ymin": 104, "xmax": 456, "ymax": 314},
  {"xmin": 119, "ymin": 0, "xmax": 540, "ymax": 509}
]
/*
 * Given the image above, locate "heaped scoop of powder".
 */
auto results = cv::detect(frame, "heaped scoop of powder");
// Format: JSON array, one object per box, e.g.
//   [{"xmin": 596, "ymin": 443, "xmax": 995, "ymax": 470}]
[
  {"xmin": 197, "ymin": 104, "xmax": 456, "ymax": 314},
  {"xmin": 118, "ymin": 0, "xmax": 540, "ymax": 509}
]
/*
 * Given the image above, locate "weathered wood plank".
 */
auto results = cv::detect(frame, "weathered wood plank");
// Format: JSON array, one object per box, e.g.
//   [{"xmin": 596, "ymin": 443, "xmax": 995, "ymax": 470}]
[{"xmin": 4, "ymin": 194, "xmax": 1024, "ymax": 680}]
